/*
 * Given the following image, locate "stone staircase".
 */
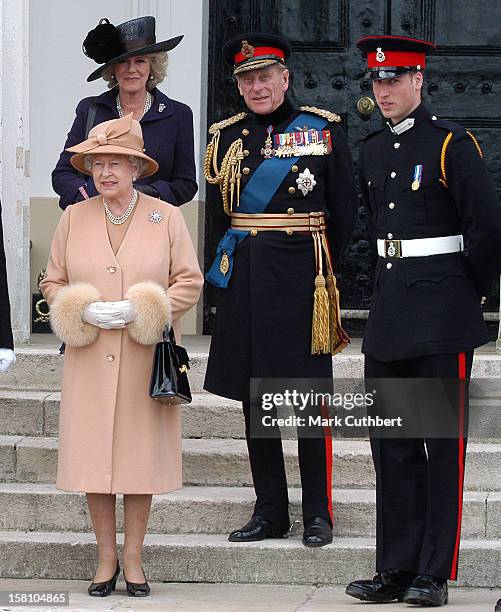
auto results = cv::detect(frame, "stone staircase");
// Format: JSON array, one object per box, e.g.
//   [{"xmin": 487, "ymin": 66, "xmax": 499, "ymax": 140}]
[{"xmin": 0, "ymin": 338, "xmax": 500, "ymax": 586}]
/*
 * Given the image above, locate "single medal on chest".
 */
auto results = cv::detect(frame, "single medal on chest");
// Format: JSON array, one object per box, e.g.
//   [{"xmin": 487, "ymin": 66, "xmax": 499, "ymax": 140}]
[{"xmin": 261, "ymin": 125, "xmax": 274, "ymax": 159}]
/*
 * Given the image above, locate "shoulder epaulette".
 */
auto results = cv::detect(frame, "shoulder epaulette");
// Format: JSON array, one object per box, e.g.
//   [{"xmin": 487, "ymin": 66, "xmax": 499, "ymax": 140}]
[
  {"xmin": 300, "ymin": 105, "xmax": 342, "ymax": 123},
  {"xmin": 208, "ymin": 112, "xmax": 247, "ymax": 135}
]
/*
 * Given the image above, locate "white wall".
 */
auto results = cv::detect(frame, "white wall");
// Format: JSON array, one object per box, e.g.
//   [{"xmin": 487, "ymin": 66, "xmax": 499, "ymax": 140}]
[{"xmin": 29, "ymin": 0, "xmax": 208, "ymax": 199}]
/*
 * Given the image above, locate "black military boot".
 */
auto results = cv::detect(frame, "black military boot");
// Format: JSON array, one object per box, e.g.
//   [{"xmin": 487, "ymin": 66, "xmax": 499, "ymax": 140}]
[
  {"xmin": 403, "ymin": 574, "xmax": 448, "ymax": 606},
  {"xmin": 345, "ymin": 568, "xmax": 416, "ymax": 603},
  {"xmin": 228, "ymin": 515, "xmax": 289, "ymax": 542}
]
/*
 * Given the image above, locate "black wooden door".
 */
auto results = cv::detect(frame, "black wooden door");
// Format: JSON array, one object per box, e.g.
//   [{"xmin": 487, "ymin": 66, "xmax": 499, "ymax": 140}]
[{"xmin": 205, "ymin": 0, "xmax": 501, "ymax": 336}]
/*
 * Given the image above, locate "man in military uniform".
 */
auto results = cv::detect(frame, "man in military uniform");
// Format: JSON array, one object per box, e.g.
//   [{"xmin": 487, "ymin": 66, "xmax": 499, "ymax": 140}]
[
  {"xmin": 0, "ymin": 199, "xmax": 15, "ymax": 373},
  {"xmin": 346, "ymin": 36, "xmax": 501, "ymax": 606},
  {"xmin": 203, "ymin": 33, "xmax": 357, "ymax": 546}
]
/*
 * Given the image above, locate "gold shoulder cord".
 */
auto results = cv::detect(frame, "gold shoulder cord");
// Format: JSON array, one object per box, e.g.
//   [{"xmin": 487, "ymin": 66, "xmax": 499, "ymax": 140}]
[
  {"xmin": 203, "ymin": 112, "xmax": 247, "ymax": 215},
  {"xmin": 300, "ymin": 105, "xmax": 342, "ymax": 123},
  {"xmin": 440, "ymin": 130, "xmax": 484, "ymax": 188}
]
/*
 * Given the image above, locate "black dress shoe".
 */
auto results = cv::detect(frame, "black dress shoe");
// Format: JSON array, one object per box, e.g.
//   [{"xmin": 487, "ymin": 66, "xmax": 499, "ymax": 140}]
[
  {"xmin": 345, "ymin": 568, "xmax": 416, "ymax": 603},
  {"xmin": 228, "ymin": 515, "xmax": 289, "ymax": 542},
  {"xmin": 302, "ymin": 516, "xmax": 333, "ymax": 547},
  {"xmin": 495, "ymin": 598, "xmax": 501, "ymax": 612},
  {"xmin": 124, "ymin": 568, "xmax": 150, "ymax": 597},
  {"xmin": 403, "ymin": 574, "xmax": 448, "ymax": 606},
  {"xmin": 88, "ymin": 562, "xmax": 120, "ymax": 597}
]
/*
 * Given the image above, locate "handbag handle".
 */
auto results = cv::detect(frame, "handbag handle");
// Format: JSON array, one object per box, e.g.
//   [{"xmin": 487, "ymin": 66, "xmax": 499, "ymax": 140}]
[{"xmin": 162, "ymin": 326, "xmax": 177, "ymax": 344}]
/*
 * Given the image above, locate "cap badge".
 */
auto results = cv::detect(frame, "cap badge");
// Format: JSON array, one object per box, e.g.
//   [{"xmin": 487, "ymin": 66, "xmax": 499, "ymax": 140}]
[
  {"xmin": 240, "ymin": 40, "xmax": 255, "ymax": 59},
  {"xmin": 376, "ymin": 47, "xmax": 386, "ymax": 62}
]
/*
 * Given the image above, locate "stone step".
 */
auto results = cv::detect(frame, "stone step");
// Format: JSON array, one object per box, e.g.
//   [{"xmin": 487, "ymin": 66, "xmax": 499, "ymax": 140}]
[
  {"xmin": 1, "ymin": 436, "xmax": 499, "ymax": 491},
  {"xmin": 0, "ymin": 390, "xmax": 243, "ymax": 439},
  {"xmin": 3, "ymin": 344, "xmax": 501, "ymax": 392},
  {"xmin": 1, "ymin": 390, "xmax": 499, "ymax": 441},
  {"xmin": 0, "ymin": 483, "xmax": 498, "ymax": 539},
  {"xmin": 0, "ymin": 530, "xmax": 498, "ymax": 587}
]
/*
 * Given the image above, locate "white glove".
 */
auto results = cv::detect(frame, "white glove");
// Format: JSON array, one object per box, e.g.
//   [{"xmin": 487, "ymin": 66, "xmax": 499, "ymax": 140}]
[
  {"xmin": 106, "ymin": 300, "xmax": 136, "ymax": 324},
  {"xmin": 0, "ymin": 348, "xmax": 16, "ymax": 373},
  {"xmin": 83, "ymin": 301, "xmax": 133, "ymax": 330}
]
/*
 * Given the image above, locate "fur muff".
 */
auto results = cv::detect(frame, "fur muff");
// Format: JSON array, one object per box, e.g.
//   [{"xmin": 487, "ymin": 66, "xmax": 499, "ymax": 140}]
[
  {"xmin": 49, "ymin": 283, "xmax": 101, "ymax": 347},
  {"xmin": 126, "ymin": 281, "xmax": 171, "ymax": 345}
]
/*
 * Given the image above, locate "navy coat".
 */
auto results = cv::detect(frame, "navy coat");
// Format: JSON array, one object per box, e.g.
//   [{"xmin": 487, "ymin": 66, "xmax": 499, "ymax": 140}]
[
  {"xmin": 52, "ymin": 88, "xmax": 197, "ymax": 209},
  {"xmin": 360, "ymin": 103, "xmax": 501, "ymax": 362},
  {"xmin": 0, "ymin": 200, "xmax": 13, "ymax": 350},
  {"xmin": 204, "ymin": 98, "xmax": 358, "ymax": 401}
]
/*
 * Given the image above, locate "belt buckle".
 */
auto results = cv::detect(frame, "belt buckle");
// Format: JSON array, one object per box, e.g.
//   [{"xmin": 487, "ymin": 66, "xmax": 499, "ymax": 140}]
[{"xmin": 384, "ymin": 239, "xmax": 402, "ymax": 258}]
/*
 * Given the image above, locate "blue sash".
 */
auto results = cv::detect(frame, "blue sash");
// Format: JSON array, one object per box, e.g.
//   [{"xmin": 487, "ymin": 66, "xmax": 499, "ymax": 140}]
[{"xmin": 206, "ymin": 112, "xmax": 329, "ymax": 287}]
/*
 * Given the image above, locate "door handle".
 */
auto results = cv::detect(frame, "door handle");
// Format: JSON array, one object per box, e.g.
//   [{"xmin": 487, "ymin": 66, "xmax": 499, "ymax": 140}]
[{"xmin": 357, "ymin": 96, "xmax": 376, "ymax": 115}]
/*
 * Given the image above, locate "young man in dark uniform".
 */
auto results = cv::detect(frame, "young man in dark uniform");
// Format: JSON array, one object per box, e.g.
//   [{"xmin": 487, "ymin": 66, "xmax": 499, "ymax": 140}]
[
  {"xmin": 0, "ymin": 199, "xmax": 15, "ymax": 373},
  {"xmin": 203, "ymin": 33, "xmax": 358, "ymax": 547},
  {"xmin": 345, "ymin": 36, "xmax": 501, "ymax": 606}
]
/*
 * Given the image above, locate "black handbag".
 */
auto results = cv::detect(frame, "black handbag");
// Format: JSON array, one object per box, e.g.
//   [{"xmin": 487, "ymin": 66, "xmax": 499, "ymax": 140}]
[{"xmin": 149, "ymin": 327, "xmax": 192, "ymax": 404}]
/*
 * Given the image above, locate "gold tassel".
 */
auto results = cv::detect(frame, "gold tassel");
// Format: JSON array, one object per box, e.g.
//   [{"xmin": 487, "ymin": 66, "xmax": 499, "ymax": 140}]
[
  {"xmin": 326, "ymin": 273, "xmax": 342, "ymax": 352},
  {"xmin": 311, "ymin": 233, "xmax": 330, "ymax": 354}
]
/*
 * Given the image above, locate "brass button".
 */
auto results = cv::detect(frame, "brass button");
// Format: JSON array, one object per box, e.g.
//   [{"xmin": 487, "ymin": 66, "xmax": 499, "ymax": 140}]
[
  {"xmin": 242, "ymin": 128, "xmax": 249, "ymax": 136},
  {"xmin": 390, "ymin": 171, "xmax": 397, "ymax": 178},
  {"xmin": 394, "ymin": 143, "xmax": 400, "ymax": 149},
  {"xmin": 243, "ymin": 149, "xmax": 249, "ymax": 156},
  {"xmin": 107, "ymin": 354, "xmax": 115, "ymax": 362},
  {"xmin": 285, "ymin": 228, "xmax": 294, "ymax": 236},
  {"xmin": 388, "ymin": 202, "xmax": 395, "ymax": 210},
  {"xmin": 250, "ymin": 229, "xmax": 258, "ymax": 236},
  {"xmin": 107, "ymin": 266, "xmax": 116, "ymax": 274},
  {"xmin": 242, "ymin": 167, "xmax": 250, "ymax": 175},
  {"xmin": 387, "ymin": 233, "xmax": 393, "ymax": 239},
  {"xmin": 287, "ymin": 207, "xmax": 294, "ymax": 215},
  {"xmin": 386, "ymin": 262, "xmax": 393, "ymax": 270},
  {"xmin": 291, "ymin": 165, "xmax": 299, "ymax": 172},
  {"xmin": 288, "ymin": 186, "xmax": 296, "ymax": 194}
]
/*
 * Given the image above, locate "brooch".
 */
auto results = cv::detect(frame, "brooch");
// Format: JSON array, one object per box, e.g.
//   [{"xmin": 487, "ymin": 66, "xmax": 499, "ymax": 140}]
[
  {"xmin": 149, "ymin": 210, "xmax": 164, "ymax": 224},
  {"xmin": 159, "ymin": 103, "xmax": 166, "ymax": 113}
]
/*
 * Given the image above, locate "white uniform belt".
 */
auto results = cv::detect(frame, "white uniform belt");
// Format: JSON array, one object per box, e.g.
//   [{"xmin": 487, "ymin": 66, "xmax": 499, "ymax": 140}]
[{"xmin": 377, "ymin": 235, "xmax": 464, "ymax": 258}]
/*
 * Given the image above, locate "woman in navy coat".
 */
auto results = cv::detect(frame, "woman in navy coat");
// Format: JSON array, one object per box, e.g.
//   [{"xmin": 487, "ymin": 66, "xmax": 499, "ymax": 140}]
[{"xmin": 52, "ymin": 16, "xmax": 197, "ymax": 210}]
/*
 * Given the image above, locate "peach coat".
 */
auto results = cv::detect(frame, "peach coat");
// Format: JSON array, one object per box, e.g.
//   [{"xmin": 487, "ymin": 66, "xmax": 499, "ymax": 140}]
[{"xmin": 41, "ymin": 194, "xmax": 203, "ymax": 494}]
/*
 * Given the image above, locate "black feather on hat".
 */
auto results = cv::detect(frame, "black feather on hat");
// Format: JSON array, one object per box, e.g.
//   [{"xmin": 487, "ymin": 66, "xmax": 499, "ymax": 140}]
[{"xmin": 83, "ymin": 19, "xmax": 125, "ymax": 65}]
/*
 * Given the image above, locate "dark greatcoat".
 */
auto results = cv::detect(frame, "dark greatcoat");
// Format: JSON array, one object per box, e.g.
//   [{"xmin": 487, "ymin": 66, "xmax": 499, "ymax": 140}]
[
  {"xmin": 0, "ymin": 200, "xmax": 13, "ymax": 350},
  {"xmin": 204, "ymin": 98, "xmax": 358, "ymax": 401},
  {"xmin": 52, "ymin": 88, "xmax": 197, "ymax": 209},
  {"xmin": 360, "ymin": 103, "xmax": 501, "ymax": 362}
]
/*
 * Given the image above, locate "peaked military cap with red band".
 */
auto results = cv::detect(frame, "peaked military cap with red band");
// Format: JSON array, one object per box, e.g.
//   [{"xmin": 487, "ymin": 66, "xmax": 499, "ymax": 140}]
[
  {"xmin": 357, "ymin": 35, "xmax": 436, "ymax": 80},
  {"xmin": 223, "ymin": 32, "xmax": 291, "ymax": 75}
]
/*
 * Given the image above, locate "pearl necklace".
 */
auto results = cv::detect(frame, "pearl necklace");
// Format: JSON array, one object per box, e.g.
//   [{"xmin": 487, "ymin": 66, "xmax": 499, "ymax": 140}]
[
  {"xmin": 103, "ymin": 189, "xmax": 138, "ymax": 225},
  {"xmin": 116, "ymin": 91, "xmax": 152, "ymax": 119}
]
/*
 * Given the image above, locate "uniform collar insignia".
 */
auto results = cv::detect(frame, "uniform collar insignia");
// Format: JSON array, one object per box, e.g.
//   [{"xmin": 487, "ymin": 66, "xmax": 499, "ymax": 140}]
[{"xmin": 387, "ymin": 117, "xmax": 415, "ymax": 135}]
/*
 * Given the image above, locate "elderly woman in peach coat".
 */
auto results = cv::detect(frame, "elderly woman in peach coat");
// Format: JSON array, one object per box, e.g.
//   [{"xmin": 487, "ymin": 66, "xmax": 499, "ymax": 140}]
[{"xmin": 41, "ymin": 113, "xmax": 203, "ymax": 598}]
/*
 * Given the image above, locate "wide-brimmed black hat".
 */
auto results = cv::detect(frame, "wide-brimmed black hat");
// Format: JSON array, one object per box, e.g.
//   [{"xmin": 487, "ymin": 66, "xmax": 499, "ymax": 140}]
[
  {"xmin": 223, "ymin": 32, "xmax": 291, "ymax": 75},
  {"xmin": 84, "ymin": 16, "xmax": 183, "ymax": 82}
]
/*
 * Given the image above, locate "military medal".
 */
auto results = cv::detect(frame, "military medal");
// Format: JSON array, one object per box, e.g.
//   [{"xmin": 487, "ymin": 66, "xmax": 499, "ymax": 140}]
[
  {"xmin": 261, "ymin": 125, "xmax": 274, "ymax": 159},
  {"xmin": 412, "ymin": 164, "xmax": 423, "ymax": 190},
  {"xmin": 296, "ymin": 168, "xmax": 316, "ymax": 196}
]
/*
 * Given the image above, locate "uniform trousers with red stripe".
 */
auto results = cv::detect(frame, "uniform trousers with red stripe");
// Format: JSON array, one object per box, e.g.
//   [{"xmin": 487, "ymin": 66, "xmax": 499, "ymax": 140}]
[
  {"xmin": 242, "ymin": 401, "xmax": 333, "ymax": 531},
  {"xmin": 365, "ymin": 351, "xmax": 473, "ymax": 581}
]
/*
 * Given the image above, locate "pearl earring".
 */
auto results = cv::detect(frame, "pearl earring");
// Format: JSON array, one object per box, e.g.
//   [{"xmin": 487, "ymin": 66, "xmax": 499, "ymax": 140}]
[
  {"xmin": 149, "ymin": 75, "xmax": 154, "ymax": 80},
  {"xmin": 132, "ymin": 176, "xmax": 136, "ymax": 182}
]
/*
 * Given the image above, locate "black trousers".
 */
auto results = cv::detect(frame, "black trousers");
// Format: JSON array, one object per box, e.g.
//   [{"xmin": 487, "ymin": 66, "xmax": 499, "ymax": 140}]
[
  {"xmin": 365, "ymin": 351, "xmax": 473, "ymax": 581},
  {"xmin": 242, "ymin": 401, "xmax": 333, "ymax": 530}
]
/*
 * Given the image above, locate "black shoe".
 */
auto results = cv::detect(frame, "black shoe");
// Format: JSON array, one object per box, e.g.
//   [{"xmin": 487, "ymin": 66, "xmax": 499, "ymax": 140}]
[
  {"xmin": 403, "ymin": 574, "xmax": 448, "ymax": 607},
  {"xmin": 345, "ymin": 568, "xmax": 416, "ymax": 603},
  {"xmin": 88, "ymin": 562, "xmax": 120, "ymax": 597},
  {"xmin": 302, "ymin": 516, "xmax": 333, "ymax": 547},
  {"xmin": 228, "ymin": 515, "xmax": 289, "ymax": 542},
  {"xmin": 495, "ymin": 598, "xmax": 501, "ymax": 612},
  {"xmin": 124, "ymin": 567, "xmax": 150, "ymax": 597}
]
